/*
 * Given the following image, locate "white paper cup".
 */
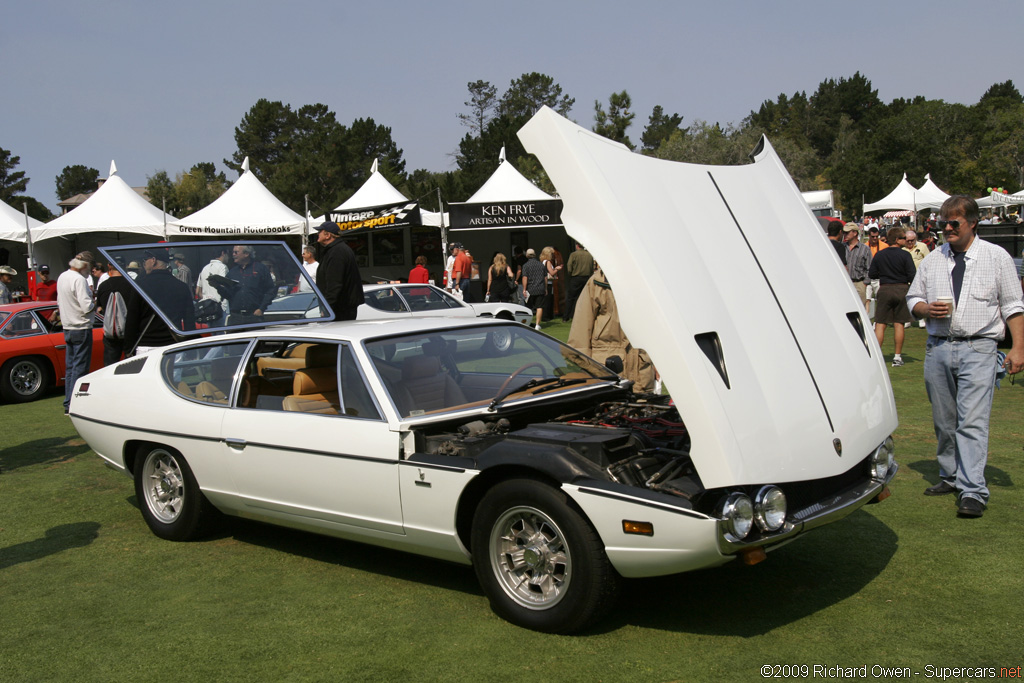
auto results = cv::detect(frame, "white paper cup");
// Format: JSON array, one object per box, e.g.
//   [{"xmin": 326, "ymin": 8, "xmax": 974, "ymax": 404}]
[{"xmin": 937, "ymin": 296, "xmax": 954, "ymax": 318}]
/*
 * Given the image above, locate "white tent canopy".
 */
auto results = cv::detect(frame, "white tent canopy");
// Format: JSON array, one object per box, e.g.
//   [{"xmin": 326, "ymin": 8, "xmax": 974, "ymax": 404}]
[
  {"xmin": 801, "ymin": 189, "xmax": 834, "ymax": 212},
  {"xmin": 978, "ymin": 189, "xmax": 1024, "ymax": 208},
  {"xmin": 914, "ymin": 173, "xmax": 951, "ymax": 211},
  {"xmin": 170, "ymin": 157, "xmax": 307, "ymax": 236},
  {"xmin": 863, "ymin": 173, "xmax": 952, "ymax": 214},
  {"xmin": 313, "ymin": 159, "xmax": 445, "ymax": 227},
  {"xmin": 1, "ymin": 198, "xmax": 42, "ymax": 242},
  {"xmin": 33, "ymin": 161, "xmax": 176, "ymax": 241},
  {"xmin": 448, "ymin": 147, "xmax": 563, "ymax": 231},
  {"xmin": 464, "ymin": 148, "xmax": 555, "ymax": 203},
  {"xmin": 862, "ymin": 173, "xmax": 920, "ymax": 214}
]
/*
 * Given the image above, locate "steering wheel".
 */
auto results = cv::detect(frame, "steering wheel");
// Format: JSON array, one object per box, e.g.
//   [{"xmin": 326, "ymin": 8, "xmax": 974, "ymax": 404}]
[{"xmin": 494, "ymin": 362, "xmax": 546, "ymax": 400}]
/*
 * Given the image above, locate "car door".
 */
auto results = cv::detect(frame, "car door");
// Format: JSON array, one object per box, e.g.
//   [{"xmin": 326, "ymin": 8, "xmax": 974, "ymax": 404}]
[
  {"xmin": 219, "ymin": 339, "xmax": 404, "ymax": 536},
  {"xmin": 20, "ymin": 307, "xmax": 67, "ymax": 379}
]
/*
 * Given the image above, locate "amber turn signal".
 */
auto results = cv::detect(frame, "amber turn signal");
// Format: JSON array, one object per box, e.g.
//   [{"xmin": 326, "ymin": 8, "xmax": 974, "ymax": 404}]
[
  {"xmin": 740, "ymin": 547, "xmax": 767, "ymax": 565},
  {"xmin": 622, "ymin": 520, "xmax": 654, "ymax": 536}
]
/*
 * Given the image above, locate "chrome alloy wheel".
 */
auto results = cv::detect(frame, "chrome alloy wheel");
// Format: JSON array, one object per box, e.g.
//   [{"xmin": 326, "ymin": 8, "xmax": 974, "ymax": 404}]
[
  {"xmin": 141, "ymin": 449, "xmax": 186, "ymax": 524},
  {"xmin": 10, "ymin": 359, "xmax": 43, "ymax": 396},
  {"xmin": 489, "ymin": 327, "xmax": 513, "ymax": 353},
  {"xmin": 489, "ymin": 505, "xmax": 572, "ymax": 610}
]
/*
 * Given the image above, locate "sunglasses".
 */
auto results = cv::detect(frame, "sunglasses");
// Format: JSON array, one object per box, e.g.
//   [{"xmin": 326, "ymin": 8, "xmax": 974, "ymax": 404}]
[{"xmin": 937, "ymin": 219, "xmax": 961, "ymax": 230}]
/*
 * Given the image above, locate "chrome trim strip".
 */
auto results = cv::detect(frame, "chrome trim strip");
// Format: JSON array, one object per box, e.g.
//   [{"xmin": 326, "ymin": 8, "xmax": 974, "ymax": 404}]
[
  {"xmin": 573, "ymin": 485, "xmax": 709, "ymax": 520},
  {"xmin": 72, "ymin": 413, "xmax": 399, "ymax": 465}
]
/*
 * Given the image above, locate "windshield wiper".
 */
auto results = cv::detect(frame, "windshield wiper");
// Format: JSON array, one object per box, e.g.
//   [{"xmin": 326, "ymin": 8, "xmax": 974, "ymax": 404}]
[
  {"xmin": 531, "ymin": 377, "xmax": 589, "ymax": 395},
  {"xmin": 489, "ymin": 376, "xmax": 561, "ymax": 410}
]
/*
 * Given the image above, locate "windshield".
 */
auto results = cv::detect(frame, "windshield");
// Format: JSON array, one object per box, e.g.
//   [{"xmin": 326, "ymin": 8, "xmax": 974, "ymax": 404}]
[
  {"xmin": 365, "ymin": 324, "xmax": 618, "ymax": 418},
  {"xmin": 98, "ymin": 241, "xmax": 332, "ymax": 335}
]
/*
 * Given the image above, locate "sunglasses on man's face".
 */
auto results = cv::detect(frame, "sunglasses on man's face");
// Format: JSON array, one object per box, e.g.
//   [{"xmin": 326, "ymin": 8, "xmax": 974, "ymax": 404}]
[{"xmin": 938, "ymin": 219, "xmax": 961, "ymax": 230}]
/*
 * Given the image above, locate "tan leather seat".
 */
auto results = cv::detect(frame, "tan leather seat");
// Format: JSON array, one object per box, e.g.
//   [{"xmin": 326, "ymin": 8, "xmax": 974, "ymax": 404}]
[
  {"xmin": 195, "ymin": 356, "xmax": 239, "ymax": 404},
  {"xmin": 395, "ymin": 355, "xmax": 466, "ymax": 415},
  {"xmin": 282, "ymin": 345, "xmax": 340, "ymax": 414},
  {"xmin": 282, "ymin": 367, "xmax": 340, "ymax": 414}
]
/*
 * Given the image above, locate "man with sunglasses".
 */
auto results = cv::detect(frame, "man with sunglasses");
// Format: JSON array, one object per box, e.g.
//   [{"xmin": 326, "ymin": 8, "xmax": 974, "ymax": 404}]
[{"xmin": 907, "ymin": 195, "xmax": 1024, "ymax": 518}]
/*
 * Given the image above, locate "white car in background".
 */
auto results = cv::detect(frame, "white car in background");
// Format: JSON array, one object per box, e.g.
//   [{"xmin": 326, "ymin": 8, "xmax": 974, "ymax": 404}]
[
  {"xmin": 360, "ymin": 283, "xmax": 532, "ymax": 326},
  {"xmin": 263, "ymin": 283, "xmax": 532, "ymax": 353}
]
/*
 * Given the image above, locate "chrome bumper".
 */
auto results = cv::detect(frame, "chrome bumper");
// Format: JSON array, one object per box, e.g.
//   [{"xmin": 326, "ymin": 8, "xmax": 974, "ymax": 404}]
[{"xmin": 716, "ymin": 461, "xmax": 897, "ymax": 555}]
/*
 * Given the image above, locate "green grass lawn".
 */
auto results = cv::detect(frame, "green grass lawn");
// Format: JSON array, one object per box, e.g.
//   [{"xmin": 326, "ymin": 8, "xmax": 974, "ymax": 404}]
[{"xmin": 1, "ymin": 325, "xmax": 1021, "ymax": 682}]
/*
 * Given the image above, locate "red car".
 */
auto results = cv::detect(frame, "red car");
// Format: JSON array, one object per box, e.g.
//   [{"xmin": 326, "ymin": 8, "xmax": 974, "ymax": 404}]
[{"xmin": 0, "ymin": 301, "xmax": 105, "ymax": 403}]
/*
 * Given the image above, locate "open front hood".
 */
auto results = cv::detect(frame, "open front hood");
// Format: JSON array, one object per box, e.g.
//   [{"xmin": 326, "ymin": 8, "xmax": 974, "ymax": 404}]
[{"xmin": 519, "ymin": 108, "xmax": 897, "ymax": 488}]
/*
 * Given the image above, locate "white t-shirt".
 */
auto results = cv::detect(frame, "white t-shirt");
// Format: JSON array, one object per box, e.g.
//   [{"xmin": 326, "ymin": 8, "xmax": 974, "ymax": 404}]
[
  {"xmin": 300, "ymin": 261, "xmax": 318, "ymax": 291},
  {"xmin": 197, "ymin": 258, "xmax": 229, "ymax": 309}
]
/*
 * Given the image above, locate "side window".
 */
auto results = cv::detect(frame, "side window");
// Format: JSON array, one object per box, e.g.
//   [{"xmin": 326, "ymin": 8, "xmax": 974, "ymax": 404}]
[
  {"xmin": 239, "ymin": 340, "xmax": 334, "ymax": 412},
  {"xmin": 0, "ymin": 311, "xmax": 43, "ymax": 338},
  {"xmin": 163, "ymin": 343, "xmax": 250, "ymax": 404},
  {"xmin": 237, "ymin": 340, "xmax": 381, "ymax": 420},
  {"xmin": 401, "ymin": 287, "xmax": 452, "ymax": 311},
  {"xmin": 340, "ymin": 345, "xmax": 380, "ymax": 420},
  {"xmin": 365, "ymin": 288, "xmax": 409, "ymax": 313},
  {"xmin": 36, "ymin": 308, "xmax": 64, "ymax": 334}
]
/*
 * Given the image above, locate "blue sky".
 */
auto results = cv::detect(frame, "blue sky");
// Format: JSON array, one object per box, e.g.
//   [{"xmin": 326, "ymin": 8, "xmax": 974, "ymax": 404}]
[{"xmin": 3, "ymin": 0, "xmax": 1019, "ymax": 211}]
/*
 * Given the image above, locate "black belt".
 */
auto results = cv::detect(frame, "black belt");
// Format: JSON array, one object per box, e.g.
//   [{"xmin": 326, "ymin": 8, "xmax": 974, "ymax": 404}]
[{"xmin": 929, "ymin": 335, "xmax": 989, "ymax": 342}]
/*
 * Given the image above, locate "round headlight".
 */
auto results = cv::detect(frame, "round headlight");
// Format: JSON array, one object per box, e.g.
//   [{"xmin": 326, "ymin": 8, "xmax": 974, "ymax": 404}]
[
  {"xmin": 718, "ymin": 492, "xmax": 754, "ymax": 540},
  {"xmin": 754, "ymin": 485, "xmax": 787, "ymax": 532},
  {"xmin": 870, "ymin": 441, "xmax": 892, "ymax": 480}
]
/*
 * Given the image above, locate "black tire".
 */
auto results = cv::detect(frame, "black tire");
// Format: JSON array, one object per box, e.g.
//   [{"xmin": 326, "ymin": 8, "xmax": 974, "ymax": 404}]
[
  {"xmin": 134, "ymin": 445, "xmax": 215, "ymax": 541},
  {"xmin": 0, "ymin": 357, "xmax": 51, "ymax": 403},
  {"xmin": 471, "ymin": 479, "xmax": 620, "ymax": 633}
]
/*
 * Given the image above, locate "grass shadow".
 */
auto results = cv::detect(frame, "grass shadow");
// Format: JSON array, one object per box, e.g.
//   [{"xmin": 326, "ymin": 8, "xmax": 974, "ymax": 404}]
[
  {"xmin": 0, "ymin": 522, "xmax": 101, "ymax": 570},
  {"xmin": 907, "ymin": 458, "xmax": 1014, "ymax": 488},
  {"xmin": 0, "ymin": 436, "xmax": 92, "ymax": 473},
  {"xmin": 223, "ymin": 518, "xmax": 482, "ymax": 596},
  {"xmin": 188, "ymin": 506, "xmax": 895, "ymax": 637},
  {"xmin": 594, "ymin": 508, "xmax": 898, "ymax": 636}
]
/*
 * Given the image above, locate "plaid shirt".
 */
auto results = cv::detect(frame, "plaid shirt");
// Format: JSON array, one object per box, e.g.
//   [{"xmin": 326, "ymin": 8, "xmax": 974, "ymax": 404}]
[
  {"xmin": 906, "ymin": 238, "xmax": 1024, "ymax": 339},
  {"xmin": 846, "ymin": 242, "xmax": 872, "ymax": 282}
]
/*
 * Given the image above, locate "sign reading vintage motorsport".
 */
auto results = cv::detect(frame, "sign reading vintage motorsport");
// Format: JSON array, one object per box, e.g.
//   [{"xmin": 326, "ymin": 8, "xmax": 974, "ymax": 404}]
[
  {"xmin": 448, "ymin": 199, "xmax": 563, "ymax": 230},
  {"xmin": 326, "ymin": 201, "xmax": 421, "ymax": 235}
]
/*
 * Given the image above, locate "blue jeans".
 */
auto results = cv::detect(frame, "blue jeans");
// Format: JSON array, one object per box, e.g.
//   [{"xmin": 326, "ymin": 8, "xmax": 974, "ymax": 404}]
[
  {"xmin": 64, "ymin": 328, "xmax": 93, "ymax": 412},
  {"xmin": 923, "ymin": 336, "xmax": 998, "ymax": 504},
  {"xmin": 459, "ymin": 278, "xmax": 471, "ymax": 302}
]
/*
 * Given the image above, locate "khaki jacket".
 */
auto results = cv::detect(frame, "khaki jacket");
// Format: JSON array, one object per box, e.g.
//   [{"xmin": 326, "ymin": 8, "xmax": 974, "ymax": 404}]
[{"xmin": 568, "ymin": 268, "xmax": 655, "ymax": 392}]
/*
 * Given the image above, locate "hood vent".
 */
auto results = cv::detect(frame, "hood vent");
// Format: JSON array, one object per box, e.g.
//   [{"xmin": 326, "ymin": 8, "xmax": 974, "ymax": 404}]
[
  {"xmin": 847, "ymin": 312, "xmax": 871, "ymax": 356},
  {"xmin": 695, "ymin": 332, "xmax": 730, "ymax": 389}
]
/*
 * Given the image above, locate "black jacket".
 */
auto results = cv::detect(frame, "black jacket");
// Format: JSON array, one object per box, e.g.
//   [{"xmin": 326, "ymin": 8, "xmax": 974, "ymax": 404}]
[
  {"xmin": 224, "ymin": 260, "xmax": 276, "ymax": 314},
  {"xmin": 124, "ymin": 269, "xmax": 196, "ymax": 349},
  {"xmin": 316, "ymin": 239, "xmax": 363, "ymax": 320}
]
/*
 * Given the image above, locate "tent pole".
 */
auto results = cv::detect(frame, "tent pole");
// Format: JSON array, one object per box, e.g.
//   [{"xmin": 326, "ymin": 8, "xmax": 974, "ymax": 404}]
[
  {"xmin": 162, "ymin": 198, "xmax": 168, "ymax": 241},
  {"xmin": 438, "ymin": 187, "xmax": 448, "ymax": 252},
  {"xmin": 23, "ymin": 203, "xmax": 35, "ymax": 295},
  {"xmin": 304, "ymin": 194, "xmax": 310, "ymax": 244}
]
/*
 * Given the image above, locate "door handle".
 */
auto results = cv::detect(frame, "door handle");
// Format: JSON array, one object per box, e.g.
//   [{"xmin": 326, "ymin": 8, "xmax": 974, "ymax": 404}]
[{"xmin": 225, "ymin": 438, "xmax": 247, "ymax": 449}]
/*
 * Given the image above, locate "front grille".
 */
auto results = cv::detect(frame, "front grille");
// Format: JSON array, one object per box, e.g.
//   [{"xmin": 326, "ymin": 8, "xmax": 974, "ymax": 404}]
[{"xmin": 781, "ymin": 456, "xmax": 871, "ymax": 512}]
